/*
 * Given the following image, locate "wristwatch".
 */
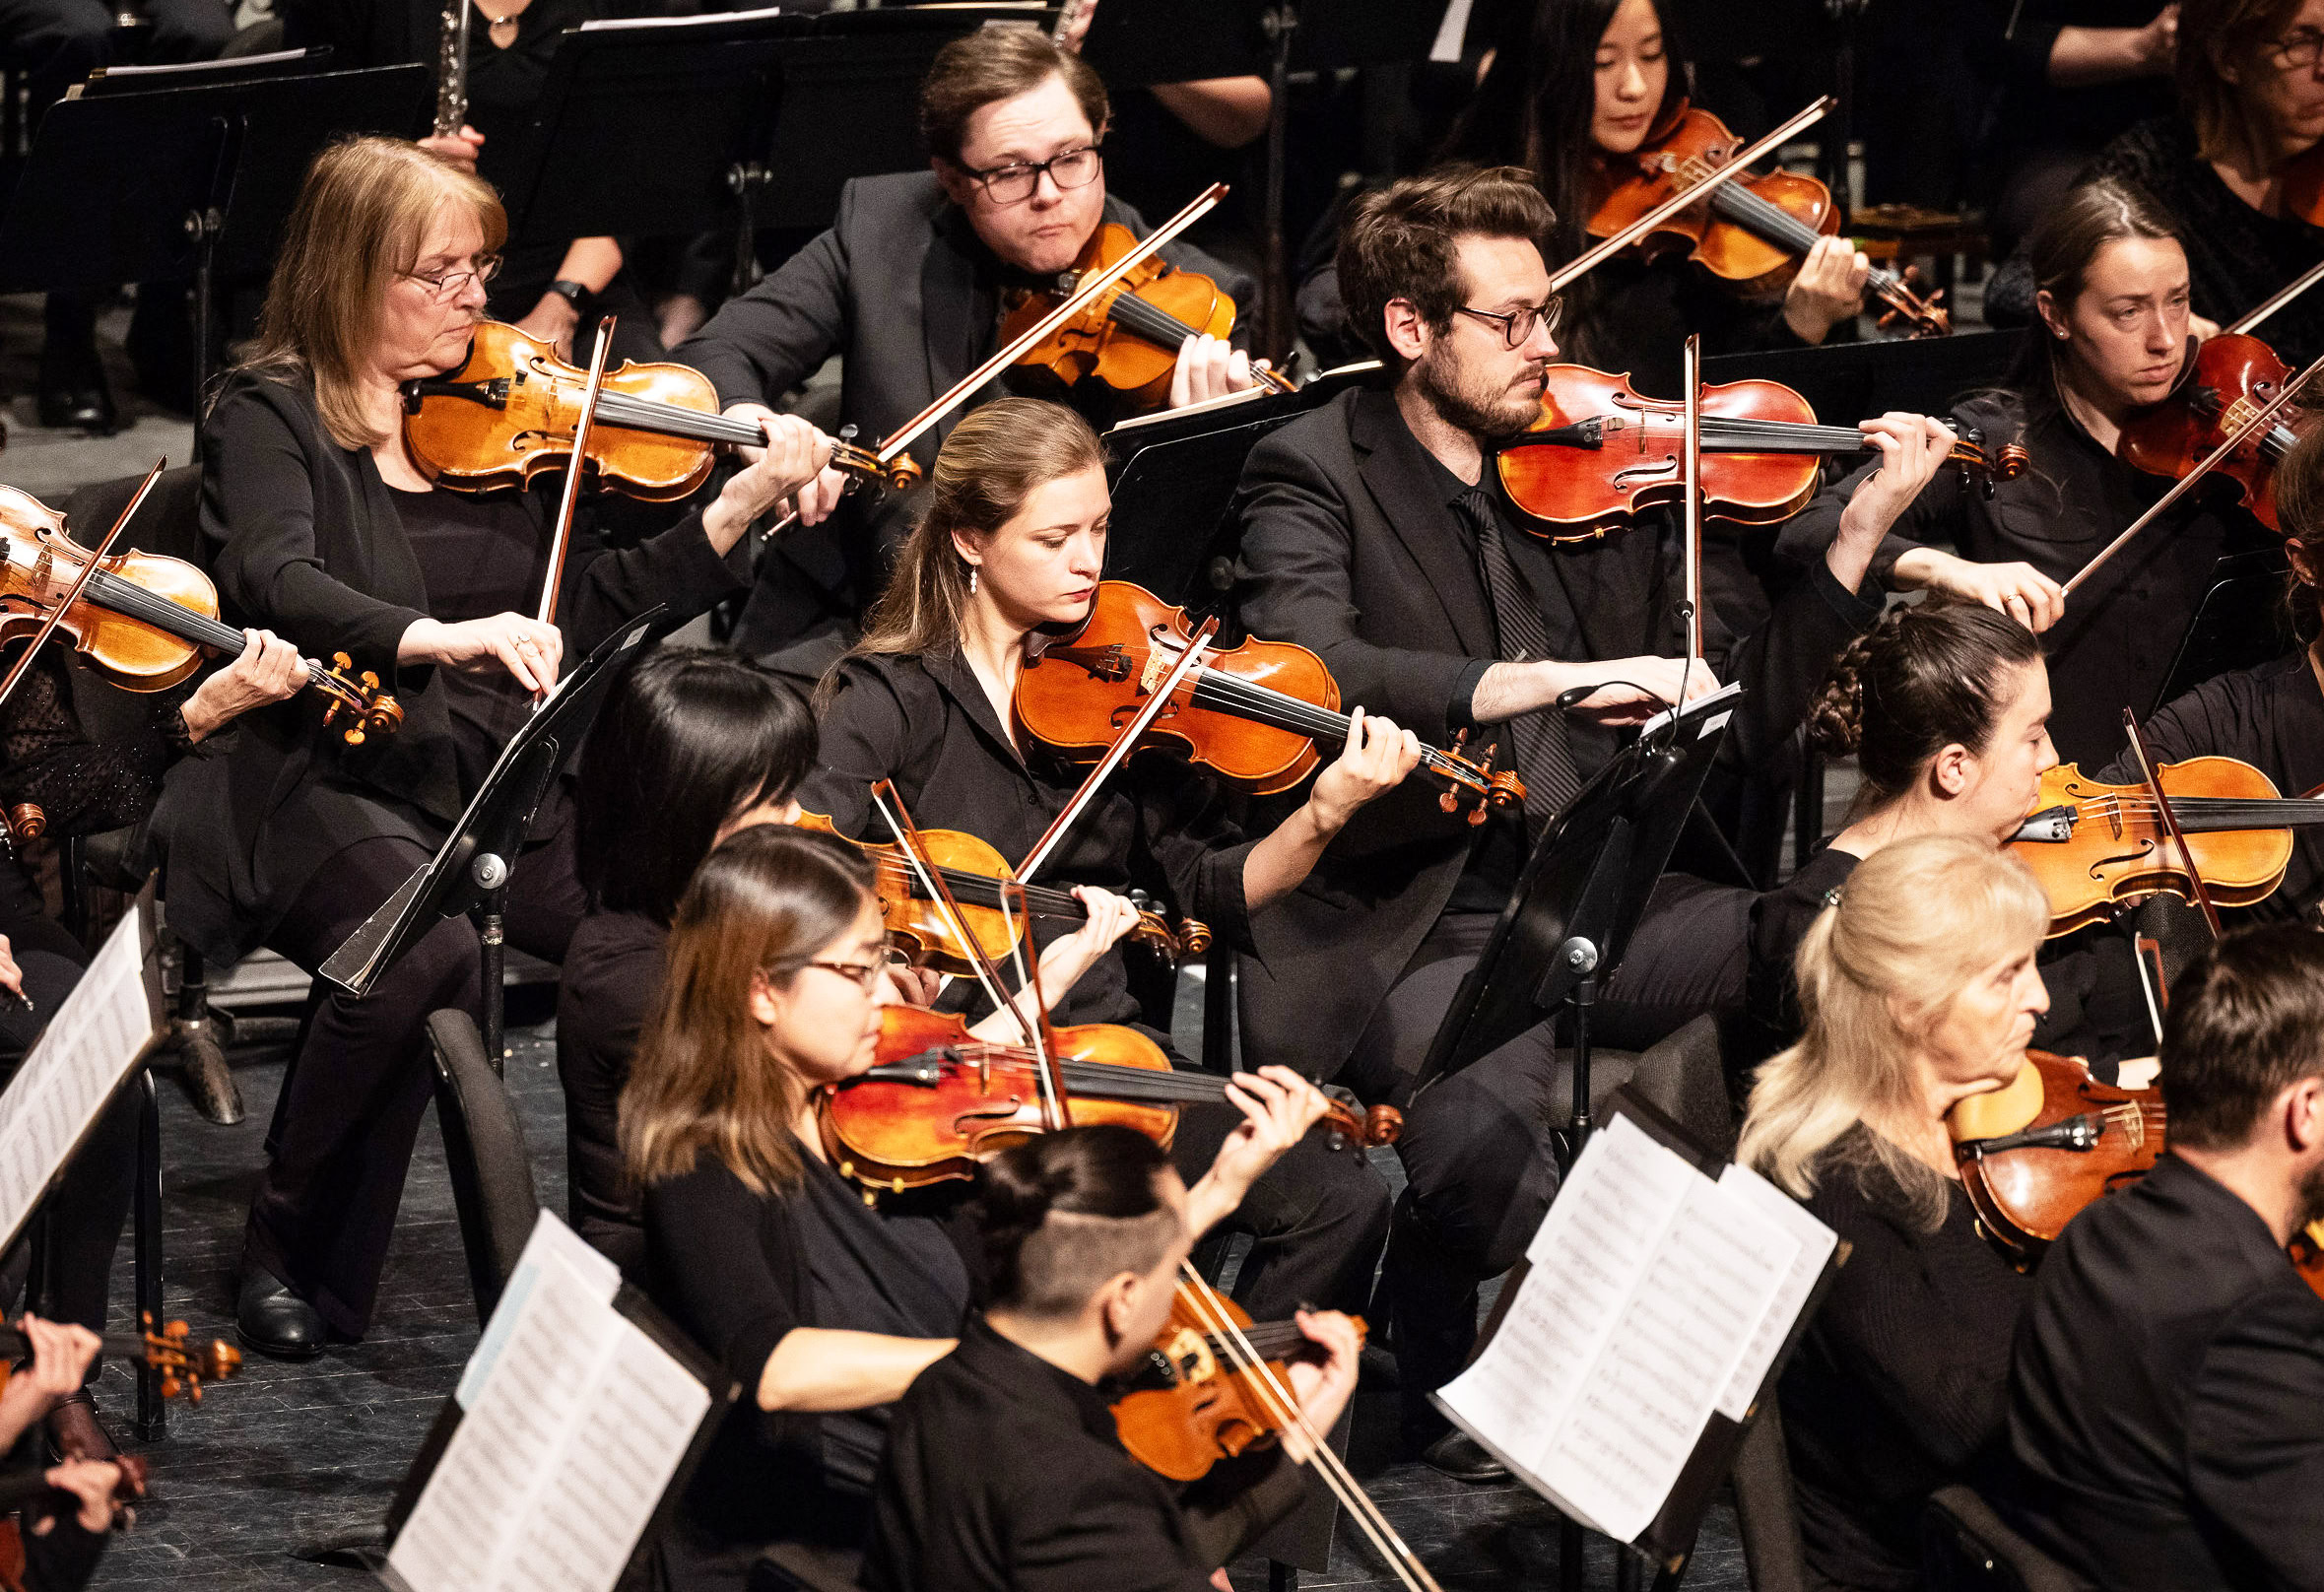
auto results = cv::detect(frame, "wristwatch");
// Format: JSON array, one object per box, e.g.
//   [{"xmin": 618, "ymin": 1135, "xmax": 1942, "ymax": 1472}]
[{"xmin": 547, "ymin": 279, "xmax": 590, "ymax": 313}]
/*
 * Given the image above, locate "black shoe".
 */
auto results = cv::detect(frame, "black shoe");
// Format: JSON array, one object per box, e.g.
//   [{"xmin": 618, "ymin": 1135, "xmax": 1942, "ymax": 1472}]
[
  {"xmin": 1420, "ymin": 1429, "xmax": 1510, "ymax": 1484},
  {"xmin": 237, "ymin": 1268, "xmax": 326, "ymax": 1360},
  {"xmin": 38, "ymin": 292, "xmax": 117, "ymax": 435},
  {"xmin": 35, "ymin": 377, "xmax": 115, "ymax": 433}
]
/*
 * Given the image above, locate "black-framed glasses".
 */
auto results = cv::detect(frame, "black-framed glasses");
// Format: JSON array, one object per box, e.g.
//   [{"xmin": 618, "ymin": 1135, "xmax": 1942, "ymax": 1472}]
[
  {"xmin": 803, "ymin": 960, "xmax": 884, "ymax": 993},
  {"xmin": 965, "ymin": 144, "xmax": 1102, "ymax": 205},
  {"xmin": 1455, "ymin": 298, "xmax": 1565, "ymax": 348},
  {"xmin": 400, "ymin": 253, "xmax": 501, "ymax": 301},
  {"xmin": 2267, "ymin": 26, "xmax": 2324, "ymax": 69}
]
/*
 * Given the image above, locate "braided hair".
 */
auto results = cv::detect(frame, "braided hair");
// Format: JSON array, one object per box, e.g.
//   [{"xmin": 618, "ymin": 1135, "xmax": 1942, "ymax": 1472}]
[{"xmin": 1812, "ymin": 602, "xmax": 2043, "ymax": 812}]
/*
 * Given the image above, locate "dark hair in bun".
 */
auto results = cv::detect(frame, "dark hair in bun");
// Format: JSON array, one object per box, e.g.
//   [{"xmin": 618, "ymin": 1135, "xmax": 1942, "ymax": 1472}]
[
  {"xmin": 1811, "ymin": 602, "xmax": 2043, "ymax": 807},
  {"xmin": 976, "ymin": 1126, "xmax": 1179, "ymax": 1322}
]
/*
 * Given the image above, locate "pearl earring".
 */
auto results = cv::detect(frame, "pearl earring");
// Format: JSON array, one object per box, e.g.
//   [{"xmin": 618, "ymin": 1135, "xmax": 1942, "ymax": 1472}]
[{"xmin": 968, "ymin": 566, "xmax": 978, "ymax": 595}]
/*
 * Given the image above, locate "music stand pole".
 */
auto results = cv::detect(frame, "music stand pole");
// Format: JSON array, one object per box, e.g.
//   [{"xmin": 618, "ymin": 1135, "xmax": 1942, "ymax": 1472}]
[{"xmin": 1257, "ymin": 2, "xmax": 1295, "ymax": 363}]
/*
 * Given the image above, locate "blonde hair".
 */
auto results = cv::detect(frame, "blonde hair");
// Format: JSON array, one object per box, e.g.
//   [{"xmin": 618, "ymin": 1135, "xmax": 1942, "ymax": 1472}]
[
  {"xmin": 1738, "ymin": 834, "xmax": 2048, "ymax": 1229},
  {"xmin": 620, "ymin": 825, "xmax": 877, "ymax": 1197},
  {"xmin": 842, "ymin": 398, "xmax": 1106, "ymax": 668},
  {"xmin": 241, "ymin": 136, "xmax": 506, "ymax": 450}
]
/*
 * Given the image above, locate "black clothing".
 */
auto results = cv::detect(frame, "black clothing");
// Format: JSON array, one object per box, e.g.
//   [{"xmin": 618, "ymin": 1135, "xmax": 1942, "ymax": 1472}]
[
  {"xmin": 1560, "ymin": 253, "xmax": 1811, "ymax": 405},
  {"xmin": 555, "ymin": 906, "xmax": 665, "ymax": 1278},
  {"xmin": 1737, "ymin": 843, "xmax": 1859, "ymax": 1079},
  {"xmin": 383, "ymin": 484, "xmax": 539, "ymax": 791},
  {"xmin": 2007, "ymin": 1153, "xmax": 2324, "ymax": 1589},
  {"xmin": 642, "ymin": 1149, "xmax": 971, "ymax": 1586},
  {"xmin": 673, "ymin": 173, "xmax": 1252, "ymax": 670},
  {"xmin": 1780, "ymin": 1132, "xmax": 2033, "ymax": 1592},
  {"xmin": 862, "ymin": 1316, "xmax": 1305, "ymax": 1592},
  {"xmin": 0, "ymin": 0, "xmax": 229, "ymax": 114},
  {"xmin": 1777, "ymin": 386, "xmax": 2270, "ymax": 767},
  {"xmin": 0, "ymin": 654, "xmax": 190, "ymax": 840},
  {"xmin": 1987, "ymin": 117, "xmax": 2324, "ymax": 368}
]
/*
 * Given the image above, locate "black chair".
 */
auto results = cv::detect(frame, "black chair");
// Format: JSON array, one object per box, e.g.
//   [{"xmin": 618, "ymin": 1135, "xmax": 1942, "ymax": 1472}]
[
  {"xmin": 753, "ymin": 1542, "xmax": 865, "ymax": 1592},
  {"xmin": 1921, "ymin": 1485, "xmax": 2097, "ymax": 1592},
  {"xmin": 427, "ymin": 1008, "xmax": 544, "ymax": 1326},
  {"xmin": 1729, "ymin": 1405, "xmax": 1808, "ymax": 1592}
]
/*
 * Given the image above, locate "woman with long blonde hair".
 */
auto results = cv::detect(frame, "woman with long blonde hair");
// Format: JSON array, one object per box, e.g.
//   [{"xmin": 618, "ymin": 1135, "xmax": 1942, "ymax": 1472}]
[
  {"xmin": 1740, "ymin": 833, "xmax": 2054, "ymax": 1590},
  {"xmin": 156, "ymin": 135, "xmax": 835, "ymax": 1360}
]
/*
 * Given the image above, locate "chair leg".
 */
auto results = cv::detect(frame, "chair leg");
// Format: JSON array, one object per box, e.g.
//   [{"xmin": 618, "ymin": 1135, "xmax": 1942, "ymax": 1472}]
[
  {"xmin": 1268, "ymin": 1562, "xmax": 1296, "ymax": 1591},
  {"xmin": 431, "ymin": 1028, "xmax": 504, "ymax": 1329},
  {"xmin": 167, "ymin": 943, "xmax": 243, "ymax": 1126},
  {"xmin": 133, "ymin": 1070, "xmax": 166, "ymax": 1440}
]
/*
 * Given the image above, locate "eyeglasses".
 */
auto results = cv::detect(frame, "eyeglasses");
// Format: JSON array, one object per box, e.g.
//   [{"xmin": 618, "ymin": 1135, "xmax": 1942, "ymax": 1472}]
[
  {"xmin": 399, "ymin": 253, "xmax": 502, "ymax": 301},
  {"xmin": 803, "ymin": 960, "xmax": 884, "ymax": 993},
  {"xmin": 2267, "ymin": 27, "xmax": 2324, "ymax": 70},
  {"xmin": 964, "ymin": 144, "xmax": 1102, "ymax": 205},
  {"xmin": 1455, "ymin": 299, "xmax": 1565, "ymax": 349}
]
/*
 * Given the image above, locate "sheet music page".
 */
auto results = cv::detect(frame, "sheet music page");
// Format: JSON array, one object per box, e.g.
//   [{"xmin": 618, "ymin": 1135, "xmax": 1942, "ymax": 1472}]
[
  {"xmin": 0, "ymin": 908, "xmax": 155, "ymax": 1251},
  {"xmin": 458, "ymin": 1210, "xmax": 620, "ymax": 1409},
  {"xmin": 1712, "ymin": 1162, "xmax": 1839, "ymax": 1421},
  {"xmin": 1434, "ymin": 1116, "xmax": 1697, "ymax": 1480},
  {"xmin": 1533, "ymin": 1174, "xmax": 1797, "ymax": 1543},
  {"xmin": 385, "ymin": 1216, "xmax": 710, "ymax": 1592}
]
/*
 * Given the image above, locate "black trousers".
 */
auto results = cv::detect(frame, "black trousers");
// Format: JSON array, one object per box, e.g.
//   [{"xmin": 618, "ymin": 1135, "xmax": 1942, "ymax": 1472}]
[
  {"xmin": 0, "ymin": 0, "xmax": 231, "ymax": 112},
  {"xmin": 243, "ymin": 825, "xmax": 583, "ymax": 1338}
]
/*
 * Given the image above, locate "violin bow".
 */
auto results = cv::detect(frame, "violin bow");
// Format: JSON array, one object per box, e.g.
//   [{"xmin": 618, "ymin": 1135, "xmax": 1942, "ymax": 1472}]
[
  {"xmin": 1550, "ymin": 96, "xmax": 1834, "ymax": 293},
  {"xmin": 2064, "ymin": 344, "xmax": 2324, "ymax": 598},
  {"xmin": 1016, "ymin": 614, "xmax": 1221, "ymax": 884},
  {"xmin": 2230, "ymin": 256, "xmax": 2324, "ymax": 337},
  {"xmin": 2122, "ymin": 707, "xmax": 2222, "ymax": 940},
  {"xmin": 1680, "ymin": 333, "xmax": 1705, "ymax": 662},
  {"xmin": 1171, "ymin": 1267, "xmax": 1445, "ymax": 1591},
  {"xmin": 762, "ymin": 185, "xmax": 1229, "ymax": 540},
  {"xmin": 535, "ymin": 313, "xmax": 618, "ymax": 633},
  {"xmin": 0, "ymin": 458, "xmax": 164, "ymax": 720},
  {"xmin": 1002, "ymin": 873, "xmax": 1072, "ymax": 1132}
]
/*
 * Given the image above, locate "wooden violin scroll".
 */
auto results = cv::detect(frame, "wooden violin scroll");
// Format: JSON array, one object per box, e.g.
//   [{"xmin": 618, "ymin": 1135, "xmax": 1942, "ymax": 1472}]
[
  {"xmin": 315, "ymin": 653, "xmax": 404, "ymax": 747},
  {"xmin": 4, "ymin": 805, "xmax": 42, "ymax": 848}
]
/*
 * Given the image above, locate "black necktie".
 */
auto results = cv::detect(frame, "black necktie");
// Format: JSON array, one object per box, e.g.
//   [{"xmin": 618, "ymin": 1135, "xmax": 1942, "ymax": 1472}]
[{"xmin": 1457, "ymin": 488, "xmax": 1580, "ymax": 829}]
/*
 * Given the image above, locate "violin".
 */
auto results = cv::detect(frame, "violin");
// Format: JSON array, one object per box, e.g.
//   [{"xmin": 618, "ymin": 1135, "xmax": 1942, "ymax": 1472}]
[
  {"xmin": 0, "ymin": 487, "xmax": 401, "ymax": 746},
  {"xmin": 818, "ymin": 1006, "xmax": 1399, "ymax": 1192},
  {"xmin": 1493, "ymin": 365, "xmax": 2026, "ymax": 539},
  {"xmin": 1110, "ymin": 1283, "xmax": 1363, "ymax": 1481},
  {"xmin": 792, "ymin": 811, "xmax": 1206, "ymax": 973},
  {"xmin": 1015, "ymin": 581, "xmax": 1525, "ymax": 820},
  {"xmin": 401, "ymin": 320, "xmax": 921, "ymax": 502},
  {"xmin": 998, "ymin": 223, "xmax": 1296, "ymax": 408},
  {"xmin": 1587, "ymin": 102, "xmax": 1950, "ymax": 338},
  {"xmin": 2009, "ymin": 758, "xmax": 2324, "ymax": 937},
  {"xmin": 1948, "ymin": 1048, "xmax": 2166, "ymax": 1264},
  {"xmin": 2116, "ymin": 333, "xmax": 2312, "ymax": 533}
]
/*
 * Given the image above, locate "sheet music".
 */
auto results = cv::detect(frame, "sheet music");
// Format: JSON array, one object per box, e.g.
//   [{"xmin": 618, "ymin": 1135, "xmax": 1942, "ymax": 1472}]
[
  {"xmin": 0, "ymin": 907, "xmax": 156, "ymax": 1252},
  {"xmin": 458, "ymin": 1210, "xmax": 620, "ymax": 1409},
  {"xmin": 385, "ymin": 1216, "xmax": 713, "ymax": 1592},
  {"xmin": 1429, "ymin": 0, "xmax": 1476, "ymax": 62},
  {"xmin": 1713, "ymin": 1162, "xmax": 1839, "ymax": 1421}
]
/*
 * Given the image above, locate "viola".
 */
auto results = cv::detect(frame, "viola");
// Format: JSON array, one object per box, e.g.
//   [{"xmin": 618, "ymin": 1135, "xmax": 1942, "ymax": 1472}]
[
  {"xmin": 997, "ymin": 223, "xmax": 1296, "ymax": 409},
  {"xmin": 401, "ymin": 320, "xmax": 921, "ymax": 502},
  {"xmin": 791, "ymin": 811, "xmax": 1206, "ymax": 973},
  {"xmin": 2116, "ymin": 333, "xmax": 2311, "ymax": 533},
  {"xmin": 1015, "ymin": 581, "xmax": 1524, "ymax": 820},
  {"xmin": 1493, "ymin": 365, "xmax": 2025, "ymax": 540},
  {"xmin": 1948, "ymin": 1049, "xmax": 2166, "ymax": 1265},
  {"xmin": 1587, "ymin": 102, "xmax": 1950, "ymax": 338},
  {"xmin": 2009, "ymin": 758, "xmax": 2324, "ymax": 937},
  {"xmin": 0, "ymin": 486, "xmax": 401, "ymax": 746},
  {"xmin": 818, "ymin": 1006, "xmax": 1399, "ymax": 1192}
]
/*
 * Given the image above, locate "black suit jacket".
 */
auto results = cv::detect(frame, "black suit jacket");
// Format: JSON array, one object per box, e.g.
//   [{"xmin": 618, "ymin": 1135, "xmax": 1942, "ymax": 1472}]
[
  {"xmin": 1228, "ymin": 385, "xmax": 1880, "ymax": 1082},
  {"xmin": 674, "ymin": 171, "xmax": 1251, "ymax": 668},
  {"xmin": 2007, "ymin": 1152, "xmax": 2324, "ymax": 1589}
]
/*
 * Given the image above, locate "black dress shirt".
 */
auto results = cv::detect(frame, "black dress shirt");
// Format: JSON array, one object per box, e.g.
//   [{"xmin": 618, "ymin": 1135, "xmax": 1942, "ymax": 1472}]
[
  {"xmin": 2007, "ymin": 1153, "xmax": 2324, "ymax": 1590},
  {"xmin": 555, "ymin": 906, "xmax": 666, "ymax": 1277},
  {"xmin": 1777, "ymin": 386, "xmax": 2269, "ymax": 767},
  {"xmin": 796, "ymin": 647, "xmax": 1258, "ymax": 1028},
  {"xmin": 1779, "ymin": 1133, "xmax": 2033, "ymax": 1591},
  {"xmin": 861, "ymin": 1316, "xmax": 1305, "ymax": 1592}
]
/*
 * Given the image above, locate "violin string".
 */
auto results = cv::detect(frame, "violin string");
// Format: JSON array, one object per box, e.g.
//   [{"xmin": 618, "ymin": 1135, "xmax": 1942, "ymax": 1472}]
[
  {"xmin": 1150, "ymin": 656, "xmax": 1481, "ymax": 788},
  {"xmin": 869, "ymin": 785, "xmax": 1033, "ymax": 1046},
  {"xmin": 590, "ymin": 388, "xmax": 764, "ymax": 450},
  {"xmin": 1173, "ymin": 1268, "xmax": 1443, "ymax": 1592},
  {"xmin": 1704, "ymin": 177, "xmax": 1917, "ymax": 299}
]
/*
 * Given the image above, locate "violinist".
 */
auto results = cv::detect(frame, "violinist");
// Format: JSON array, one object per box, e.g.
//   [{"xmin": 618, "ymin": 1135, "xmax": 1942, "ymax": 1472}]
[
  {"xmin": 0, "ymin": 1314, "xmax": 139, "ymax": 1591},
  {"xmin": 1780, "ymin": 175, "xmax": 2276, "ymax": 765},
  {"xmin": 1433, "ymin": 0, "xmax": 1873, "ymax": 397},
  {"xmin": 2005, "ymin": 923, "xmax": 2324, "ymax": 1589},
  {"xmin": 626, "ymin": 825, "xmax": 1330, "ymax": 1586},
  {"xmin": 156, "ymin": 135, "xmax": 834, "ymax": 1360},
  {"xmin": 802, "ymin": 396, "xmax": 1417, "ymax": 1328},
  {"xmin": 676, "ymin": 26, "xmax": 1267, "ymax": 673},
  {"xmin": 1228, "ymin": 165, "xmax": 1898, "ymax": 1475},
  {"xmin": 1737, "ymin": 834, "xmax": 2052, "ymax": 1592},
  {"xmin": 1987, "ymin": 0, "xmax": 2324, "ymax": 364},
  {"xmin": 862, "ymin": 1126, "xmax": 1361, "ymax": 1592}
]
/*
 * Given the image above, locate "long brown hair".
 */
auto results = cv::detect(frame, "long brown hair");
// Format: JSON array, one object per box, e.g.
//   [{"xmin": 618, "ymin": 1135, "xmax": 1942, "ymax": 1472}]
[
  {"xmin": 619, "ymin": 825, "xmax": 877, "ymax": 1197},
  {"xmin": 241, "ymin": 136, "xmax": 505, "ymax": 451},
  {"xmin": 2178, "ymin": 0, "xmax": 2308, "ymax": 173},
  {"xmin": 841, "ymin": 397, "xmax": 1106, "ymax": 667}
]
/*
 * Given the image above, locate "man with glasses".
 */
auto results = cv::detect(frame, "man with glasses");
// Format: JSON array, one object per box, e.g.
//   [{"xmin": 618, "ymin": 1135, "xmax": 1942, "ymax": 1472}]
[
  {"xmin": 676, "ymin": 25, "xmax": 1261, "ymax": 678},
  {"xmin": 1227, "ymin": 165, "xmax": 1911, "ymax": 1479}
]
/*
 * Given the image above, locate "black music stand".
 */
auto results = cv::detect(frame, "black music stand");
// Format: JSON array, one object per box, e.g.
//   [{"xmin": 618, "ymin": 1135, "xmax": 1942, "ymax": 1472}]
[
  {"xmin": 318, "ymin": 611, "xmax": 668, "ymax": 1066},
  {"xmin": 0, "ymin": 57, "xmax": 429, "ymax": 450},
  {"xmin": 1421, "ymin": 684, "xmax": 1740, "ymax": 1152},
  {"xmin": 1702, "ymin": 329, "xmax": 2025, "ymax": 424},
  {"xmin": 1080, "ymin": 0, "xmax": 1440, "ymax": 357}
]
